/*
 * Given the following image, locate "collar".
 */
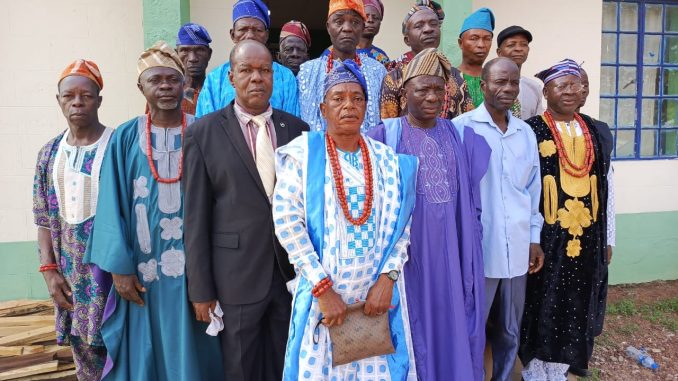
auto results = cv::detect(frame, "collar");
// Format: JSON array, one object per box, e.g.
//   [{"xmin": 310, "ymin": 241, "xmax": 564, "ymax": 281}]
[
  {"xmin": 233, "ymin": 101, "xmax": 273, "ymax": 122},
  {"xmin": 470, "ymin": 103, "xmax": 522, "ymax": 135}
]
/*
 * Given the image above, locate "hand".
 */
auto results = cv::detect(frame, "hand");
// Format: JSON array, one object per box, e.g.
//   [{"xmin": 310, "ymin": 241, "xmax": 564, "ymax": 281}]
[
  {"xmin": 43, "ymin": 271, "xmax": 73, "ymax": 310},
  {"xmin": 192, "ymin": 300, "xmax": 217, "ymax": 323},
  {"xmin": 607, "ymin": 245, "xmax": 613, "ymax": 264},
  {"xmin": 364, "ymin": 274, "xmax": 394, "ymax": 317},
  {"xmin": 112, "ymin": 274, "xmax": 146, "ymax": 306},
  {"xmin": 528, "ymin": 243, "xmax": 545, "ymax": 274},
  {"xmin": 317, "ymin": 288, "xmax": 347, "ymax": 327}
]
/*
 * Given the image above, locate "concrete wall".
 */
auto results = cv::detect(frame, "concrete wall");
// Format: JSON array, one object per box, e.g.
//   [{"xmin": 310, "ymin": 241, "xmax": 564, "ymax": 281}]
[{"xmin": 0, "ymin": 0, "xmax": 145, "ymax": 244}]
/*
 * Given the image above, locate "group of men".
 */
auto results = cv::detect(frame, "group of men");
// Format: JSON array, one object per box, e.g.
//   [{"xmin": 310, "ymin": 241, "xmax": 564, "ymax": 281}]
[{"xmin": 32, "ymin": 0, "xmax": 615, "ymax": 380}]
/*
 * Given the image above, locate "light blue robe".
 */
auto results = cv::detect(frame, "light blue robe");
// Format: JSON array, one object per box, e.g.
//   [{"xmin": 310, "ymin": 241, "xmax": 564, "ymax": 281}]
[
  {"xmin": 196, "ymin": 61, "xmax": 299, "ymax": 117},
  {"xmin": 297, "ymin": 55, "xmax": 386, "ymax": 133},
  {"xmin": 85, "ymin": 116, "xmax": 223, "ymax": 381}
]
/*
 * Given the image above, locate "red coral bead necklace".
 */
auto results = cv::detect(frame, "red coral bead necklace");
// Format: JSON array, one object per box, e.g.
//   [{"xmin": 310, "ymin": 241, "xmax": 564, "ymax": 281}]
[{"xmin": 145, "ymin": 112, "xmax": 186, "ymax": 184}]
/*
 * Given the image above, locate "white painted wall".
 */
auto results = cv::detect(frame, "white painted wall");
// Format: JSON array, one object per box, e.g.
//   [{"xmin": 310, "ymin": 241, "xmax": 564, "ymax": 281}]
[
  {"xmin": 613, "ymin": 160, "xmax": 678, "ymax": 214},
  {"xmin": 472, "ymin": 0, "xmax": 603, "ymax": 118},
  {"xmin": 0, "ymin": 0, "xmax": 144, "ymax": 242}
]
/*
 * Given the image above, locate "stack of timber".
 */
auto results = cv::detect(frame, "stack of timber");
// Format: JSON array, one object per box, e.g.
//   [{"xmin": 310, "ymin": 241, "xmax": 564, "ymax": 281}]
[{"xmin": 0, "ymin": 300, "xmax": 75, "ymax": 380}]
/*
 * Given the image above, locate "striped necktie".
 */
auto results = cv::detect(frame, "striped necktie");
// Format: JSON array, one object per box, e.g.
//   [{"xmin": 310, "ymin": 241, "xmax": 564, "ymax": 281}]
[{"xmin": 251, "ymin": 115, "xmax": 275, "ymax": 201}]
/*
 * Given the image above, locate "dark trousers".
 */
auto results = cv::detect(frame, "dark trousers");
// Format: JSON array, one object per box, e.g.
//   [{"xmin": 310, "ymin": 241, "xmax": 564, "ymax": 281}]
[
  {"xmin": 219, "ymin": 269, "xmax": 291, "ymax": 381},
  {"xmin": 484, "ymin": 275, "xmax": 527, "ymax": 381}
]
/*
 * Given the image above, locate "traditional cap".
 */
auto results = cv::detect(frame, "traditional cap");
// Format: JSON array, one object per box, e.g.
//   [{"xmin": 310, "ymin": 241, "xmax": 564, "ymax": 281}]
[
  {"xmin": 460, "ymin": 7, "xmax": 495, "ymax": 37},
  {"xmin": 497, "ymin": 25, "xmax": 533, "ymax": 47},
  {"xmin": 535, "ymin": 59, "xmax": 582, "ymax": 85},
  {"xmin": 59, "ymin": 59, "xmax": 104, "ymax": 90},
  {"xmin": 328, "ymin": 0, "xmax": 367, "ymax": 22},
  {"xmin": 402, "ymin": 48, "xmax": 451, "ymax": 85},
  {"xmin": 363, "ymin": 0, "xmax": 384, "ymax": 18},
  {"xmin": 137, "ymin": 41, "xmax": 185, "ymax": 79},
  {"xmin": 323, "ymin": 60, "xmax": 368, "ymax": 101},
  {"xmin": 233, "ymin": 0, "xmax": 271, "ymax": 29},
  {"xmin": 177, "ymin": 22, "xmax": 212, "ymax": 46},
  {"xmin": 402, "ymin": 0, "xmax": 445, "ymax": 34},
  {"xmin": 280, "ymin": 20, "xmax": 311, "ymax": 47}
]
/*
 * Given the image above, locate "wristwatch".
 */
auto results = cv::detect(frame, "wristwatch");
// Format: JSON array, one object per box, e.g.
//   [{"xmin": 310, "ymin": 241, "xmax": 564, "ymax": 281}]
[{"xmin": 386, "ymin": 270, "xmax": 400, "ymax": 282}]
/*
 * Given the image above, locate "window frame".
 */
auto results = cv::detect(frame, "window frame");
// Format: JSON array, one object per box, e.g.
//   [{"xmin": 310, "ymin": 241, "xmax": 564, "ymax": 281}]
[{"xmin": 601, "ymin": 0, "xmax": 678, "ymax": 160}]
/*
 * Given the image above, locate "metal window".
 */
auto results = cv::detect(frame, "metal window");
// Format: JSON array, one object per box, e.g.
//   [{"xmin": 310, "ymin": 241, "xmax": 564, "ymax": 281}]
[{"xmin": 601, "ymin": 0, "xmax": 678, "ymax": 159}]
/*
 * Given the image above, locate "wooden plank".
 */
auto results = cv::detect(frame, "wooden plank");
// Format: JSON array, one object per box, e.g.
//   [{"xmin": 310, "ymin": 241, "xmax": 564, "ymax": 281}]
[
  {"xmin": 0, "ymin": 302, "xmax": 52, "ymax": 318},
  {"xmin": 0, "ymin": 318, "xmax": 53, "ymax": 328},
  {"xmin": 0, "ymin": 327, "xmax": 55, "ymax": 347},
  {"xmin": 0, "ymin": 327, "xmax": 50, "ymax": 338},
  {"xmin": 0, "ymin": 347, "xmax": 45, "ymax": 358},
  {"xmin": 11, "ymin": 368, "xmax": 76, "ymax": 381},
  {"xmin": 0, "ymin": 361, "xmax": 58, "ymax": 380}
]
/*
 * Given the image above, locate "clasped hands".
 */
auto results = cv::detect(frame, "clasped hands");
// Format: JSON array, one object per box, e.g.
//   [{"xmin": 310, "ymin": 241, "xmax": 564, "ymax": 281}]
[{"xmin": 317, "ymin": 273, "xmax": 394, "ymax": 328}]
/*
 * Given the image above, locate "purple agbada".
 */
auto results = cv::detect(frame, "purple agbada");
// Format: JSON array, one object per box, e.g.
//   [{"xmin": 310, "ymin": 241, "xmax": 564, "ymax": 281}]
[{"xmin": 367, "ymin": 116, "xmax": 490, "ymax": 381}]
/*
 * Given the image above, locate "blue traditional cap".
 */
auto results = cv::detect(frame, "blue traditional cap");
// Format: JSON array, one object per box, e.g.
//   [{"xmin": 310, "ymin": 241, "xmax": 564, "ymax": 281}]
[
  {"xmin": 233, "ymin": 0, "xmax": 271, "ymax": 29},
  {"xmin": 459, "ymin": 7, "xmax": 495, "ymax": 37},
  {"xmin": 535, "ymin": 59, "xmax": 582, "ymax": 85},
  {"xmin": 176, "ymin": 23, "xmax": 212, "ymax": 46},
  {"xmin": 323, "ymin": 60, "xmax": 368, "ymax": 101}
]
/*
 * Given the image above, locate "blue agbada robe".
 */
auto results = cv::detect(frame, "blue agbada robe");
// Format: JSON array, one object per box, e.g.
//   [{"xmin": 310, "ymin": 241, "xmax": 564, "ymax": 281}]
[
  {"xmin": 196, "ymin": 61, "xmax": 299, "ymax": 117},
  {"xmin": 84, "ymin": 116, "xmax": 223, "ymax": 381},
  {"xmin": 368, "ymin": 117, "xmax": 491, "ymax": 381}
]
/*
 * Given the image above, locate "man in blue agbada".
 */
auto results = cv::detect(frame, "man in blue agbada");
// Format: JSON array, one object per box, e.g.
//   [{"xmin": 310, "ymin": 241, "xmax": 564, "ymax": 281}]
[
  {"xmin": 196, "ymin": 0, "xmax": 299, "ymax": 117},
  {"xmin": 274, "ymin": 60, "xmax": 418, "ymax": 380},
  {"xmin": 85, "ymin": 41, "xmax": 223, "ymax": 381}
]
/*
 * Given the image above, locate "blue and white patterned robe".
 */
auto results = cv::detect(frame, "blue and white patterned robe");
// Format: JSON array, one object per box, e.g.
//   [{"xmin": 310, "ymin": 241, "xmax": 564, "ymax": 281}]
[{"xmin": 273, "ymin": 132, "xmax": 417, "ymax": 381}]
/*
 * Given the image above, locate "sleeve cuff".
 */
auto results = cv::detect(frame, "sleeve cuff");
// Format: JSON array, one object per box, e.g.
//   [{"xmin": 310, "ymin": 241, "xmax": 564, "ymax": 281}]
[{"xmin": 530, "ymin": 227, "xmax": 541, "ymax": 244}]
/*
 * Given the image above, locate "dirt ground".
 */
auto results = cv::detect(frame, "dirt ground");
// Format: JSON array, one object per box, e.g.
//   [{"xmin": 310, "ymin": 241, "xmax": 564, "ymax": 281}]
[
  {"xmin": 586, "ymin": 279, "xmax": 678, "ymax": 381},
  {"xmin": 484, "ymin": 280, "xmax": 678, "ymax": 381}
]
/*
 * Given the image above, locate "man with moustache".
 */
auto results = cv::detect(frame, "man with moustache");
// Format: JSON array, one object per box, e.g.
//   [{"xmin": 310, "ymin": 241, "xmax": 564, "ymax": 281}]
[
  {"xmin": 458, "ymin": 8, "xmax": 495, "ymax": 107},
  {"xmin": 496, "ymin": 26, "xmax": 544, "ymax": 119},
  {"xmin": 277, "ymin": 20, "xmax": 311, "ymax": 76},
  {"xmin": 453, "ymin": 57, "xmax": 544, "ymax": 381},
  {"xmin": 519, "ymin": 60, "xmax": 609, "ymax": 381},
  {"xmin": 175, "ymin": 22, "xmax": 213, "ymax": 115},
  {"xmin": 197, "ymin": 0, "xmax": 299, "ymax": 117},
  {"xmin": 183, "ymin": 39, "xmax": 309, "ymax": 381},
  {"xmin": 297, "ymin": 0, "xmax": 386, "ymax": 132},
  {"xmin": 86, "ymin": 41, "xmax": 223, "ymax": 381},
  {"xmin": 380, "ymin": 0, "xmax": 474, "ymax": 120}
]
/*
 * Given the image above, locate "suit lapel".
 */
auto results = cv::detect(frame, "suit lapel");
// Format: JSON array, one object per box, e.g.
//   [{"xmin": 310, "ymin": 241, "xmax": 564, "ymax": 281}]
[
  {"xmin": 219, "ymin": 105, "xmax": 268, "ymax": 199},
  {"xmin": 272, "ymin": 111, "xmax": 290, "ymax": 147}
]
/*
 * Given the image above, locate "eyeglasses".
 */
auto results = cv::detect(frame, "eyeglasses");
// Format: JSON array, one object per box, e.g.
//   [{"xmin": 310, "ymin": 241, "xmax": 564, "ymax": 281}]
[{"xmin": 553, "ymin": 82, "xmax": 583, "ymax": 92}]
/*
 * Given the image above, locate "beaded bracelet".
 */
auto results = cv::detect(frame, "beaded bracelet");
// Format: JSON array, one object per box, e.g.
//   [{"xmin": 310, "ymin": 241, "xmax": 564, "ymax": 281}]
[
  {"xmin": 312, "ymin": 277, "xmax": 333, "ymax": 298},
  {"xmin": 39, "ymin": 264, "xmax": 59, "ymax": 273}
]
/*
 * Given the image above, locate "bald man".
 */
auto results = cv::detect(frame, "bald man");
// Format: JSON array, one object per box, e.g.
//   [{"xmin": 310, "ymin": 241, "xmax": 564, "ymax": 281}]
[{"xmin": 183, "ymin": 40, "xmax": 309, "ymax": 381}]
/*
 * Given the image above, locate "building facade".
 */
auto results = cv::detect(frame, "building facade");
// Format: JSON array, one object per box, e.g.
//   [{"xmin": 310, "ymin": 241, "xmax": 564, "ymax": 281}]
[{"xmin": 0, "ymin": 0, "xmax": 676, "ymax": 300}]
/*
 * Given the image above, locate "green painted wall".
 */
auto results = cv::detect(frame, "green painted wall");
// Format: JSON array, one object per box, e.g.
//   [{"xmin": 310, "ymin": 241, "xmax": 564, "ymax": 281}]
[
  {"xmin": 143, "ymin": 0, "xmax": 191, "ymax": 48},
  {"xmin": 0, "ymin": 211, "xmax": 675, "ymax": 301},
  {"xmin": 609, "ymin": 211, "xmax": 678, "ymax": 284},
  {"xmin": 0, "ymin": 242, "xmax": 49, "ymax": 301},
  {"xmin": 440, "ymin": 0, "xmax": 473, "ymax": 66}
]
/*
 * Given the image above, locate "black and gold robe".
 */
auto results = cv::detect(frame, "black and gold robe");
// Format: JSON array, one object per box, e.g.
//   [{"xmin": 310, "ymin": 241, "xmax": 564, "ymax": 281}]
[{"xmin": 519, "ymin": 113, "xmax": 609, "ymax": 369}]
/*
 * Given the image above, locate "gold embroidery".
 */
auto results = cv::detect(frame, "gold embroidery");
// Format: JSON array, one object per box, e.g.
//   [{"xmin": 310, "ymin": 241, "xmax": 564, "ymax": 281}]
[
  {"xmin": 566, "ymin": 239, "xmax": 582, "ymax": 258},
  {"xmin": 557, "ymin": 198, "xmax": 593, "ymax": 259},
  {"xmin": 557, "ymin": 198, "xmax": 593, "ymax": 237},
  {"xmin": 543, "ymin": 175, "xmax": 558, "ymax": 225},
  {"xmin": 556, "ymin": 123, "xmax": 591, "ymax": 198},
  {"xmin": 590, "ymin": 175, "xmax": 598, "ymax": 222},
  {"xmin": 539, "ymin": 140, "xmax": 557, "ymax": 158}
]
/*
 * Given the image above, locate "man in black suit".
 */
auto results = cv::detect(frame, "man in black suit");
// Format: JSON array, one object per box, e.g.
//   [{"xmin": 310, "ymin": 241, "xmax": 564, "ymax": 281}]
[{"xmin": 182, "ymin": 39, "xmax": 308, "ymax": 381}]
